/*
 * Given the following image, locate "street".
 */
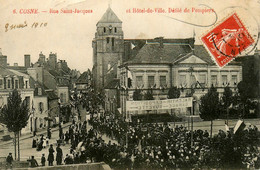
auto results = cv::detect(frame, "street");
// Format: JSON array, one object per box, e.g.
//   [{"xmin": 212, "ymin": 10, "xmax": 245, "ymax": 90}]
[{"xmin": 0, "ymin": 104, "xmax": 117, "ymax": 166}]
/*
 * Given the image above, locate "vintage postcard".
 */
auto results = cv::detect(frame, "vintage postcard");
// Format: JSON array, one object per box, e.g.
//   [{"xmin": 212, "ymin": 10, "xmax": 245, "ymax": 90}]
[{"xmin": 0, "ymin": 0, "xmax": 259, "ymax": 169}]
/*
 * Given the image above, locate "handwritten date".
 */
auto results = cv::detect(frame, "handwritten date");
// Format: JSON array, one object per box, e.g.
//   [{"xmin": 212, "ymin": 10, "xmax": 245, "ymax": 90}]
[{"xmin": 5, "ymin": 21, "xmax": 48, "ymax": 32}]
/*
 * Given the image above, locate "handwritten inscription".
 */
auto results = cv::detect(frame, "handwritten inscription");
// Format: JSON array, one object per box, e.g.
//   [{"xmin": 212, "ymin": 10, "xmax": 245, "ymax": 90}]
[{"xmin": 5, "ymin": 21, "xmax": 48, "ymax": 32}]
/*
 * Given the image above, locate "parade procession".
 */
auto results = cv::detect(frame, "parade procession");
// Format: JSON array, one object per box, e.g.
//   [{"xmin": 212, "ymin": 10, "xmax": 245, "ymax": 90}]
[{"xmin": 0, "ymin": 0, "xmax": 260, "ymax": 169}]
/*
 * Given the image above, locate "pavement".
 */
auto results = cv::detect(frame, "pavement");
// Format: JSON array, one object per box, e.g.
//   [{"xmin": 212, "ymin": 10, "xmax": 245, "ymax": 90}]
[
  {"xmin": 0, "ymin": 122, "xmax": 72, "ymax": 147},
  {"xmin": 0, "ymin": 104, "xmax": 117, "ymax": 167},
  {"xmin": 0, "ymin": 103, "xmax": 258, "ymax": 166}
]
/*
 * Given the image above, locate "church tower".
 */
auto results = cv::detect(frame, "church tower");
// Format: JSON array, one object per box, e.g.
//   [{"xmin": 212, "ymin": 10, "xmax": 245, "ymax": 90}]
[{"xmin": 92, "ymin": 7, "xmax": 124, "ymax": 91}]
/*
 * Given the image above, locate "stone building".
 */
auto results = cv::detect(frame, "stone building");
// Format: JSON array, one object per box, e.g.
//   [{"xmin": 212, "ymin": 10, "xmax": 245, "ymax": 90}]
[
  {"xmin": 92, "ymin": 7, "xmax": 124, "ymax": 91},
  {"xmin": 93, "ymin": 7, "xmax": 243, "ymax": 118}
]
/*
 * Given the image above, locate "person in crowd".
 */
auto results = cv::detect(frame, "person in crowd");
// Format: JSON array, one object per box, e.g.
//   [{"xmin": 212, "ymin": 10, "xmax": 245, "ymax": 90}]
[
  {"xmin": 32, "ymin": 136, "xmax": 37, "ymax": 148},
  {"xmin": 28, "ymin": 156, "xmax": 39, "ymax": 168},
  {"xmin": 41, "ymin": 154, "xmax": 46, "ymax": 166},
  {"xmin": 56, "ymin": 144, "xmax": 63, "ymax": 165},
  {"xmin": 6, "ymin": 153, "xmax": 13, "ymax": 169},
  {"xmin": 48, "ymin": 144, "xmax": 55, "ymax": 166},
  {"xmin": 47, "ymin": 128, "xmax": 52, "ymax": 139}
]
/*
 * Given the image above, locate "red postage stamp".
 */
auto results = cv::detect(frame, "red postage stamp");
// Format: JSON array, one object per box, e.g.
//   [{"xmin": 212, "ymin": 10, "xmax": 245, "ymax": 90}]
[{"xmin": 201, "ymin": 13, "xmax": 255, "ymax": 68}]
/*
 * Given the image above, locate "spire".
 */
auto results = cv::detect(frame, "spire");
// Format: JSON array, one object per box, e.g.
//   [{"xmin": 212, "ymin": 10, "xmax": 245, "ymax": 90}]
[{"xmin": 98, "ymin": 6, "xmax": 122, "ymax": 23}]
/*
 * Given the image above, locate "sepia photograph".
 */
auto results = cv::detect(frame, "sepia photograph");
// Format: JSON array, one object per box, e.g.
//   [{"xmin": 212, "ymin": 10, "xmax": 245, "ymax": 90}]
[{"xmin": 0, "ymin": 0, "xmax": 259, "ymax": 169}]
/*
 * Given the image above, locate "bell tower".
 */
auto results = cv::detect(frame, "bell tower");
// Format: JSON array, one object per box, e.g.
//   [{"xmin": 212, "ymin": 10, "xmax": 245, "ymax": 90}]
[{"xmin": 92, "ymin": 7, "xmax": 124, "ymax": 91}]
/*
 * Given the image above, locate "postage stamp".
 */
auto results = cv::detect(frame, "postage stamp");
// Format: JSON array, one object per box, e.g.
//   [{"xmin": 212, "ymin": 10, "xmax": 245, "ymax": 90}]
[{"xmin": 201, "ymin": 13, "xmax": 255, "ymax": 68}]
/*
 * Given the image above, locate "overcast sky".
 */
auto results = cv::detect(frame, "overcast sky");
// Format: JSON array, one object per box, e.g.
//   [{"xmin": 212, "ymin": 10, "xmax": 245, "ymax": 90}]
[{"xmin": 0, "ymin": 0, "xmax": 259, "ymax": 72}]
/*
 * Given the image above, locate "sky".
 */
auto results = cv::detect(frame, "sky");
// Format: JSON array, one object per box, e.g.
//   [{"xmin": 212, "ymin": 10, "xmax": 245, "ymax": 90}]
[{"xmin": 0, "ymin": 0, "xmax": 259, "ymax": 72}]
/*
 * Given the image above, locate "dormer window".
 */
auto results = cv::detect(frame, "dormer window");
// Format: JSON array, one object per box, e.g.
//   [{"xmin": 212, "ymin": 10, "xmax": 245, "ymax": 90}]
[
  {"xmin": 104, "ymin": 27, "xmax": 106, "ymax": 33},
  {"xmin": 109, "ymin": 25, "xmax": 112, "ymax": 33}
]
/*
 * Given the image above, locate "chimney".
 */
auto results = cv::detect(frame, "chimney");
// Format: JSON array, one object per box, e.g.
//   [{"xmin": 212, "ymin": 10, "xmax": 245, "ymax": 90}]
[
  {"xmin": 24, "ymin": 54, "xmax": 31, "ymax": 68},
  {"xmin": 155, "ymin": 37, "xmax": 164, "ymax": 48}
]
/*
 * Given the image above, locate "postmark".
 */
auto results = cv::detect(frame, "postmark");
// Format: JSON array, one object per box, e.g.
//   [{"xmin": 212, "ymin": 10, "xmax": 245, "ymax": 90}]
[{"xmin": 201, "ymin": 13, "xmax": 255, "ymax": 68}]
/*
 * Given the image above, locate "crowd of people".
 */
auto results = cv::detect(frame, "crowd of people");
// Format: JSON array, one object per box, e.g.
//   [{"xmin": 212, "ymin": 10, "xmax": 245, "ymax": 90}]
[
  {"xmin": 5, "ymin": 89, "xmax": 260, "ymax": 169},
  {"xmin": 89, "ymin": 115, "xmax": 260, "ymax": 169}
]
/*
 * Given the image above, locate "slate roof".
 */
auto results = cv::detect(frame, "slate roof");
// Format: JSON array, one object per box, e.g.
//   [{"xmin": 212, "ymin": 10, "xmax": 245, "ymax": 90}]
[
  {"xmin": 127, "ymin": 43, "xmax": 192, "ymax": 64},
  {"xmin": 104, "ymin": 79, "xmax": 120, "ymax": 89},
  {"xmin": 76, "ymin": 71, "xmax": 88, "ymax": 84},
  {"xmin": 0, "ymin": 66, "xmax": 17, "ymax": 76},
  {"xmin": 45, "ymin": 90, "xmax": 59, "ymax": 100},
  {"xmin": 98, "ymin": 7, "xmax": 122, "ymax": 23}
]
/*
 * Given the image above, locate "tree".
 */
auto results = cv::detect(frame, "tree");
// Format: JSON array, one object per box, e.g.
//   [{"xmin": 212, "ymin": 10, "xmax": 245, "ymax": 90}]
[
  {"xmin": 167, "ymin": 86, "xmax": 181, "ymax": 125},
  {"xmin": 168, "ymin": 86, "xmax": 181, "ymax": 99},
  {"xmin": 222, "ymin": 86, "xmax": 233, "ymax": 119},
  {"xmin": 133, "ymin": 89, "xmax": 142, "ymax": 100},
  {"xmin": 237, "ymin": 81, "xmax": 252, "ymax": 119},
  {"xmin": 199, "ymin": 86, "xmax": 220, "ymax": 138},
  {"xmin": 0, "ymin": 89, "xmax": 30, "ymax": 160},
  {"xmin": 144, "ymin": 89, "xmax": 154, "ymax": 100}
]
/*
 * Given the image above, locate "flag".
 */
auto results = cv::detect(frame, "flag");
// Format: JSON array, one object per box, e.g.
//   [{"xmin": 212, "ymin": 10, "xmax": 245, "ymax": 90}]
[
  {"xmin": 234, "ymin": 120, "xmax": 246, "ymax": 134},
  {"xmin": 225, "ymin": 124, "xmax": 229, "ymax": 131},
  {"xmin": 131, "ymin": 42, "xmax": 135, "ymax": 49}
]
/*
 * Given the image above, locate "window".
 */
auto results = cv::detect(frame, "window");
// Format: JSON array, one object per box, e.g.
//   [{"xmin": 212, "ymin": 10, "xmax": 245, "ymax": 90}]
[
  {"xmin": 38, "ymin": 88, "xmax": 42, "ymax": 95},
  {"xmin": 222, "ymin": 75, "xmax": 228, "ymax": 85},
  {"xmin": 39, "ymin": 102, "xmax": 44, "ymax": 113},
  {"xmin": 231, "ymin": 75, "xmax": 237, "ymax": 86},
  {"xmin": 136, "ymin": 76, "xmax": 143, "ymax": 87},
  {"xmin": 0, "ymin": 79, "xmax": 3, "ymax": 89},
  {"xmin": 25, "ymin": 96, "xmax": 30, "ymax": 109},
  {"xmin": 106, "ymin": 37, "xmax": 110, "ymax": 43},
  {"xmin": 211, "ymin": 75, "xmax": 217, "ymax": 86},
  {"xmin": 160, "ymin": 76, "xmax": 166, "ymax": 86},
  {"xmin": 112, "ymin": 38, "xmax": 115, "ymax": 47},
  {"xmin": 8, "ymin": 79, "xmax": 11, "ymax": 88},
  {"xmin": 104, "ymin": 27, "xmax": 106, "ymax": 33},
  {"xmin": 64, "ymin": 93, "xmax": 66, "ymax": 103},
  {"xmin": 199, "ymin": 75, "xmax": 206, "ymax": 87},
  {"xmin": 114, "ymin": 27, "xmax": 117, "ymax": 33},
  {"xmin": 148, "ymin": 76, "xmax": 155, "ymax": 88},
  {"xmin": 191, "ymin": 75, "xmax": 196, "ymax": 86},
  {"xmin": 179, "ymin": 75, "xmax": 186, "ymax": 86},
  {"xmin": 14, "ymin": 80, "xmax": 18, "ymax": 89},
  {"xmin": 60, "ymin": 93, "xmax": 64, "ymax": 103},
  {"xmin": 25, "ymin": 81, "xmax": 28, "ymax": 88},
  {"xmin": 109, "ymin": 25, "xmax": 112, "ymax": 33}
]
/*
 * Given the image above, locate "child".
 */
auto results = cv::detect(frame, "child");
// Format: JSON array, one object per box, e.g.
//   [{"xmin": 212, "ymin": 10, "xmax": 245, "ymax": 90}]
[{"xmin": 41, "ymin": 154, "xmax": 46, "ymax": 166}]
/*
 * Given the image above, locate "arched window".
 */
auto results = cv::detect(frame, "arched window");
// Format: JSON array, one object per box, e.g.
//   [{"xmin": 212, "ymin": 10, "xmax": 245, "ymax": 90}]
[
  {"xmin": 112, "ymin": 38, "xmax": 115, "ymax": 47},
  {"xmin": 106, "ymin": 37, "xmax": 110, "ymax": 43},
  {"xmin": 60, "ymin": 93, "xmax": 64, "ymax": 103},
  {"xmin": 39, "ymin": 102, "xmax": 44, "ymax": 113},
  {"xmin": 114, "ymin": 27, "xmax": 117, "ymax": 33},
  {"xmin": 104, "ymin": 27, "xmax": 106, "ymax": 33},
  {"xmin": 109, "ymin": 25, "xmax": 112, "ymax": 33}
]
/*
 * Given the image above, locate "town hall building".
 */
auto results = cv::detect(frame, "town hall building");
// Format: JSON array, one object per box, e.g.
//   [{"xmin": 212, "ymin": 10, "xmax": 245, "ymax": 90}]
[{"xmin": 92, "ymin": 7, "xmax": 243, "ymax": 118}]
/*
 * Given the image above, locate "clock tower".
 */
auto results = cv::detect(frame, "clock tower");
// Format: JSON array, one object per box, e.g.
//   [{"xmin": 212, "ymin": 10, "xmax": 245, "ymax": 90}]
[{"xmin": 92, "ymin": 7, "xmax": 124, "ymax": 91}]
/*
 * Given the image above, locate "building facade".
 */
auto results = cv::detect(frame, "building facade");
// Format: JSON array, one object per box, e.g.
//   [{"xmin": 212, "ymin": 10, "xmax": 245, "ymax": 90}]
[
  {"xmin": 92, "ymin": 7, "xmax": 124, "ymax": 91},
  {"xmin": 93, "ymin": 8, "xmax": 243, "ymax": 118}
]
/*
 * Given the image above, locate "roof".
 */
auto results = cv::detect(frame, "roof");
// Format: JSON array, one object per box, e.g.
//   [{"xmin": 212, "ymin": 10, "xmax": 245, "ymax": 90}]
[
  {"xmin": 0, "ymin": 66, "xmax": 17, "ymax": 76},
  {"xmin": 0, "ymin": 66, "xmax": 30, "ymax": 78},
  {"xmin": 76, "ymin": 71, "xmax": 88, "ymax": 84},
  {"xmin": 45, "ymin": 90, "xmax": 59, "ymax": 100},
  {"xmin": 98, "ymin": 7, "xmax": 122, "ymax": 23},
  {"xmin": 127, "ymin": 43, "xmax": 192, "ymax": 64},
  {"xmin": 104, "ymin": 79, "xmax": 120, "ymax": 89}
]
